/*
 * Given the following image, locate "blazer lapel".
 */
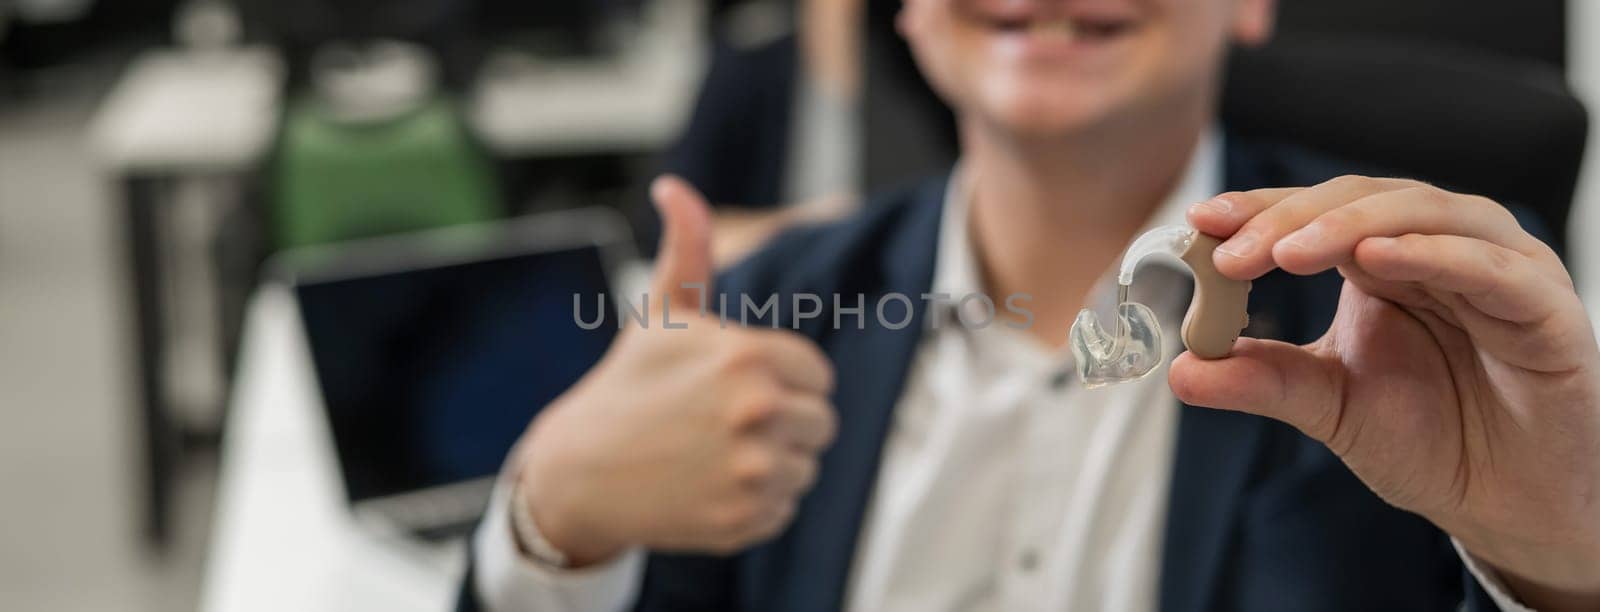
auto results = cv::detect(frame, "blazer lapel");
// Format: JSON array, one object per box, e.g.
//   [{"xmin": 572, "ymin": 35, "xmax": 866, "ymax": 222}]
[
  {"xmin": 743, "ymin": 181, "xmax": 948, "ymax": 612},
  {"xmin": 1158, "ymin": 405, "xmax": 1269, "ymax": 612}
]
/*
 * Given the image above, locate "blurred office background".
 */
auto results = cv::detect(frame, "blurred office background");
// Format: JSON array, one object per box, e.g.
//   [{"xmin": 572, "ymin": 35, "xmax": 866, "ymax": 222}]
[{"xmin": 0, "ymin": 0, "xmax": 1594, "ymax": 610}]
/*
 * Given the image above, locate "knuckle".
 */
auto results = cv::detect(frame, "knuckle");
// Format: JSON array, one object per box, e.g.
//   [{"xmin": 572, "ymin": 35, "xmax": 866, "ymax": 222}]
[
  {"xmin": 704, "ymin": 527, "xmax": 749, "ymax": 555},
  {"xmin": 1406, "ymin": 186, "xmax": 1450, "ymax": 209},
  {"xmin": 1316, "ymin": 206, "xmax": 1363, "ymax": 234},
  {"xmin": 799, "ymin": 342, "xmax": 836, "ymax": 380},
  {"xmin": 1483, "ymin": 246, "xmax": 1518, "ymax": 277},
  {"xmin": 1530, "ymin": 236, "xmax": 1562, "ymax": 262},
  {"xmin": 1393, "ymin": 232, "xmax": 1429, "ymax": 247},
  {"xmin": 1383, "ymin": 185, "xmax": 1452, "ymax": 217},
  {"xmin": 716, "ymin": 332, "xmax": 768, "ymax": 372},
  {"xmin": 1387, "ymin": 176, "xmax": 1432, "ymax": 190},
  {"xmin": 731, "ymin": 448, "xmax": 779, "ymax": 485},
  {"xmin": 754, "ymin": 501, "xmax": 797, "ymax": 539},
  {"xmin": 1458, "ymin": 192, "xmax": 1504, "ymax": 215},
  {"xmin": 709, "ymin": 499, "xmax": 761, "ymax": 534},
  {"xmin": 815, "ymin": 406, "xmax": 839, "ymax": 447},
  {"xmin": 793, "ymin": 458, "xmax": 820, "ymax": 492},
  {"xmin": 765, "ymin": 329, "xmax": 806, "ymax": 352},
  {"xmin": 816, "ymin": 358, "xmax": 838, "ymax": 392},
  {"xmin": 1325, "ymin": 174, "xmax": 1377, "ymax": 191},
  {"xmin": 786, "ymin": 333, "xmax": 835, "ymax": 375},
  {"xmin": 729, "ymin": 384, "xmax": 783, "ymax": 429},
  {"xmin": 1389, "ymin": 233, "xmax": 1431, "ymax": 254}
]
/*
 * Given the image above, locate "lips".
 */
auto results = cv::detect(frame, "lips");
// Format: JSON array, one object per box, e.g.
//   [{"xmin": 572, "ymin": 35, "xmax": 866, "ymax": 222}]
[
  {"xmin": 960, "ymin": 1, "xmax": 1141, "ymax": 43},
  {"xmin": 992, "ymin": 15, "xmax": 1136, "ymax": 42}
]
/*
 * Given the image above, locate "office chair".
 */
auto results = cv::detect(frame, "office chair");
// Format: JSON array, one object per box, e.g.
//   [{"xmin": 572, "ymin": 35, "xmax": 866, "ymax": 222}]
[
  {"xmin": 1221, "ymin": 38, "xmax": 1587, "ymax": 258},
  {"xmin": 1275, "ymin": 0, "xmax": 1565, "ymax": 69}
]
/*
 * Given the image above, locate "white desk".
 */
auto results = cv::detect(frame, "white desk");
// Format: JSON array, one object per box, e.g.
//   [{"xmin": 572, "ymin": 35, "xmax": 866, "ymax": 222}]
[
  {"xmin": 88, "ymin": 47, "xmax": 285, "ymax": 174},
  {"xmin": 467, "ymin": 0, "xmax": 707, "ymax": 156},
  {"xmin": 200, "ymin": 286, "xmax": 463, "ymax": 612}
]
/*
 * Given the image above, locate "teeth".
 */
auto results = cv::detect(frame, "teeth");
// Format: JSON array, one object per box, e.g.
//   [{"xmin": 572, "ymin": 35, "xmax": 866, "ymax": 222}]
[{"xmin": 1027, "ymin": 19, "xmax": 1077, "ymax": 40}]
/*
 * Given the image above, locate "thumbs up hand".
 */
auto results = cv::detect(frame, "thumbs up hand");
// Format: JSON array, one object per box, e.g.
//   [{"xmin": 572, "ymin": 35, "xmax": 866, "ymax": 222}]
[{"xmin": 513, "ymin": 176, "xmax": 838, "ymax": 566}]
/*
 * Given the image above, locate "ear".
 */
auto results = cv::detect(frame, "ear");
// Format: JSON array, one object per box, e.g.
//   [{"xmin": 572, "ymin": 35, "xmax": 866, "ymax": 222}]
[{"xmin": 1231, "ymin": 0, "xmax": 1276, "ymax": 48}]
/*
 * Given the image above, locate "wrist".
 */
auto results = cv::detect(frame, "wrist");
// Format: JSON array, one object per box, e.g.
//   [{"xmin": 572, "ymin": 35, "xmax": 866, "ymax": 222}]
[
  {"xmin": 515, "ymin": 458, "xmax": 630, "ymax": 567},
  {"xmin": 1459, "ymin": 534, "xmax": 1600, "ymax": 611},
  {"xmin": 1496, "ymin": 570, "xmax": 1600, "ymax": 612}
]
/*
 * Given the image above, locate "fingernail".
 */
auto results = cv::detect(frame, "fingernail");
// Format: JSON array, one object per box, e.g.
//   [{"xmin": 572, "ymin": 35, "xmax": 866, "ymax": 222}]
[
  {"xmin": 1190, "ymin": 196, "xmax": 1233, "ymax": 216},
  {"xmin": 1283, "ymin": 223, "xmax": 1323, "ymax": 249},
  {"xmin": 1216, "ymin": 232, "xmax": 1256, "ymax": 258}
]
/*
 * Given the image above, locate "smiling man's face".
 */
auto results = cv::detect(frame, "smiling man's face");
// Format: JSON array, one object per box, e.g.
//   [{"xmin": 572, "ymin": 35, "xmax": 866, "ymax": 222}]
[{"xmin": 899, "ymin": 0, "xmax": 1274, "ymax": 137}]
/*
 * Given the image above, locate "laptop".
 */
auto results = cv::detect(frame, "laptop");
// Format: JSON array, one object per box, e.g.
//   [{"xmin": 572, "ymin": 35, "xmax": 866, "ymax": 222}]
[{"xmin": 271, "ymin": 208, "xmax": 632, "ymax": 541}]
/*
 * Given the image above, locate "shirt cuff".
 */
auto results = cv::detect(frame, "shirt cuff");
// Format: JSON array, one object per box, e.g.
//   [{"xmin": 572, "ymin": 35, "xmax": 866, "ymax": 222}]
[
  {"xmin": 1453, "ymin": 537, "xmax": 1536, "ymax": 612},
  {"xmin": 473, "ymin": 476, "xmax": 644, "ymax": 612}
]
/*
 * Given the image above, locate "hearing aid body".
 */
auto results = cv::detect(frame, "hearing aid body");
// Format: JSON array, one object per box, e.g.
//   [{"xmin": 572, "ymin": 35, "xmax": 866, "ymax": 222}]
[{"xmin": 1176, "ymin": 232, "xmax": 1251, "ymax": 359}]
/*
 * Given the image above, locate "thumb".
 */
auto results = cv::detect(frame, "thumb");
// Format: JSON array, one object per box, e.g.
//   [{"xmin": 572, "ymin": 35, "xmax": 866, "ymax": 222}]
[
  {"xmin": 1168, "ymin": 337, "xmax": 1344, "ymax": 444},
  {"xmin": 650, "ymin": 175, "xmax": 714, "ymax": 311}
]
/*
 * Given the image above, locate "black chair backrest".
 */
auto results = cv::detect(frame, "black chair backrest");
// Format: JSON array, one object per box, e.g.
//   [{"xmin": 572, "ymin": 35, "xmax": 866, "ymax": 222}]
[
  {"xmin": 1275, "ymin": 0, "xmax": 1565, "ymax": 69},
  {"xmin": 1222, "ymin": 38, "xmax": 1587, "ymax": 257}
]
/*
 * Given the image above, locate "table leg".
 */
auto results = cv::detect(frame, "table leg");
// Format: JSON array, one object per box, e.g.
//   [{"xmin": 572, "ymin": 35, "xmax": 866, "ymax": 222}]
[{"xmin": 123, "ymin": 175, "xmax": 175, "ymax": 551}]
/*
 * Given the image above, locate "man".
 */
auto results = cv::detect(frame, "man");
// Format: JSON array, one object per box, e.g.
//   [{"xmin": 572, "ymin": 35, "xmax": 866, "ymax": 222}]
[{"xmin": 463, "ymin": 0, "xmax": 1600, "ymax": 610}]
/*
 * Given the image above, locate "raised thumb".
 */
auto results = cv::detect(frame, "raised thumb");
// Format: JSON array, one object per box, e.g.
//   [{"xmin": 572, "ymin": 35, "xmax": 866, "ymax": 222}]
[{"xmin": 650, "ymin": 175, "xmax": 714, "ymax": 311}]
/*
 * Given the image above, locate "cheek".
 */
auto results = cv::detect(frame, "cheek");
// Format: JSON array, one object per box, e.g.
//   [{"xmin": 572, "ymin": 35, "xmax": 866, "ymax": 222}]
[
  {"xmin": 1157, "ymin": 2, "xmax": 1236, "ymax": 74},
  {"xmin": 899, "ymin": 2, "xmax": 984, "ymax": 112}
]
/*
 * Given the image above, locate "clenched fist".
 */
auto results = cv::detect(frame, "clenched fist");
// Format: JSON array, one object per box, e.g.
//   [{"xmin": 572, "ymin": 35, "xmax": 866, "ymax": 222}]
[{"xmin": 514, "ymin": 176, "xmax": 838, "ymax": 566}]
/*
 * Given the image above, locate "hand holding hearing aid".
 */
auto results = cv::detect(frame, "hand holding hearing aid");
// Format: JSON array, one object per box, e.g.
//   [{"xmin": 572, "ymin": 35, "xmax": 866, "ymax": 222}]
[{"xmin": 1174, "ymin": 176, "xmax": 1600, "ymax": 611}]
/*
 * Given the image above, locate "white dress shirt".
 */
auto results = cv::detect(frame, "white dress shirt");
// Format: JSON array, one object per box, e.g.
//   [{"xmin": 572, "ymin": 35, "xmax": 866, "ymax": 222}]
[{"xmin": 472, "ymin": 130, "xmax": 1529, "ymax": 612}]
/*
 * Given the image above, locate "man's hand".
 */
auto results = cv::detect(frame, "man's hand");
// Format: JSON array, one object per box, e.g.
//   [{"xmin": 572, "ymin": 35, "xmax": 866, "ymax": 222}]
[
  {"xmin": 513, "ymin": 175, "xmax": 837, "ymax": 566},
  {"xmin": 1175, "ymin": 176, "xmax": 1600, "ymax": 611}
]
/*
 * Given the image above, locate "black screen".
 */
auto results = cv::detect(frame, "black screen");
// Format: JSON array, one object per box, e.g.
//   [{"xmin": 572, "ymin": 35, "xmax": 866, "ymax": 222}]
[{"xmin": 295, "ymin": 245, "xmax": 617, "ymax": 503}]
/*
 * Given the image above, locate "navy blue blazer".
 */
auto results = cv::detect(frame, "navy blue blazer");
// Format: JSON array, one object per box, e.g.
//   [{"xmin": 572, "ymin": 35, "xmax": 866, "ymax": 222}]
[{"xmin": 459, "ymin": 137, "xmax": 1512, "ymax": 611}]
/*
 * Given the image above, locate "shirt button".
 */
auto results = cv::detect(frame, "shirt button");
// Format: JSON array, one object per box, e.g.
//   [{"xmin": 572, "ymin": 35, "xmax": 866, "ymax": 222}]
[
  {"xmin": 1050, "ymin": 369, "xmax": 1073, "ymax": 390},
  {"xmin": 1018, "ymin": 548, "xmax": 1040, "ymax": 571}
]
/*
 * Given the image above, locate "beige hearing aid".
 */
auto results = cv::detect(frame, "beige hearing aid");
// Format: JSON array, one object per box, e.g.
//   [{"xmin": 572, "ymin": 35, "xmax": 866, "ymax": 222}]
[
  {"xmin": 1176, "ymin": 232, "xmax": 1251, "ymax": 359},
  {"xmin": 1069, "ymin": 225, "xmax": 1251, "ymax": 388}
]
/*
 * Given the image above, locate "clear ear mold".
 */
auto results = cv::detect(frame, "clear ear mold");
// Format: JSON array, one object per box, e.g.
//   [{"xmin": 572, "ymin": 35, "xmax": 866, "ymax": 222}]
[
  {"xmin": 1070, "ymin": 300, "xmax": 1164, "ymax": 389},
  {"xmin": 1069, "ymin": 225, "xmax": 1251, "ymax": 389}
]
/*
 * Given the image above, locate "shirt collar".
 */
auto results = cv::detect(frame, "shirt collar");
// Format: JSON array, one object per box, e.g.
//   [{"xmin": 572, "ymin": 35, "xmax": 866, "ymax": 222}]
[{"xmin": 932, "ymin": 127, "xmax": 1223, "ymax": 302}]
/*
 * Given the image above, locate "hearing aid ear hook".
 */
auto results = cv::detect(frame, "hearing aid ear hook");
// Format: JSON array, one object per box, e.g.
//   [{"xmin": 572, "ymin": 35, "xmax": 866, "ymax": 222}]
[{"xmin": 1068, "ymin": 225, "xmax": 1251, "ymax": 389}]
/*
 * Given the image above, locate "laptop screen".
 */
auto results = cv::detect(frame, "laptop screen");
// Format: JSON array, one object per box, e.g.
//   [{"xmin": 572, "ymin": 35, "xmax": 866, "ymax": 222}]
[{"xmin": 293, "ymin": 244, "xmax": 618, "ymax": 504}]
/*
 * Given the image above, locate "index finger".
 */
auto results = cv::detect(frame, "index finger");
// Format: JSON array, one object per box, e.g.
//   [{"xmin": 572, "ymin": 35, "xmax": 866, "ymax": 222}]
[
  {"xmin": 1186, "ymin": 188, "xmax": 1302, "ymax": 238},
  {"xmin": 750, "ymin": 329, "xmax": 836, "ymax": 394}
]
